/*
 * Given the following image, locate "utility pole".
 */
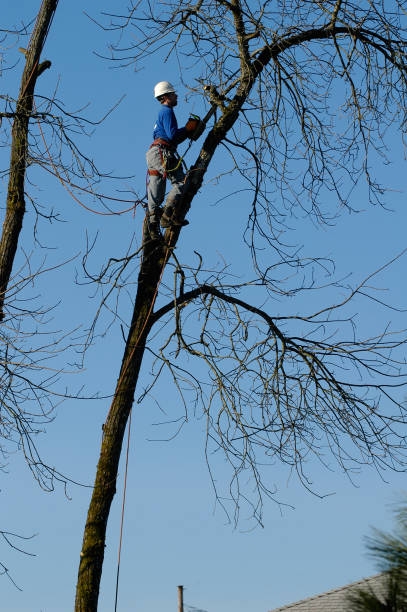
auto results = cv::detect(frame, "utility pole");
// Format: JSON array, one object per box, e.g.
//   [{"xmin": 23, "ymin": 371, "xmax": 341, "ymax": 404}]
[{"xmin": 178, "ymin": 585, "xmax": 184, "ymax": 612}]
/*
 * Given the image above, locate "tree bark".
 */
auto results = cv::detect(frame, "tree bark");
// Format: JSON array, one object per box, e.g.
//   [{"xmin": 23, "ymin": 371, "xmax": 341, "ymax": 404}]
[
  {"xmin": 0, "ymin": 0, "xmax": 56, "ymax": 321},
  {"xmin": 74, "ymin": 237, "xmax": 172, "ymax": 611}
]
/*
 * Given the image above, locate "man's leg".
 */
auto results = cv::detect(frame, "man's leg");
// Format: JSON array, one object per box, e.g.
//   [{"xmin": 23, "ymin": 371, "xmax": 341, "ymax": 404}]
[
  {"xmin": 146, "ymin": 147, "xmax": 166, "ymax": 239},
  {"xmin": 161, "ymin": 155, "xmax": 188, "ymax": 228}
]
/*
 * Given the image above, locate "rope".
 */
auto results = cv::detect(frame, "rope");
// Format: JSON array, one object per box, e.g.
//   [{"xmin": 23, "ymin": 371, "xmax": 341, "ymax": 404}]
[
  {"xmin": 35, "ymin": 105, "xmax": 144, "ymax": 216},
  {"xmin": 27, "ymin": 0, "xmax": 59, "ymax": 53},
  {"xmin": 20, "ymin": 0, "xmax": 59, "ymax": 99},
  {"xmin": 114, "ymin": 406, "xmax": 132, "ymax": 612},
  {"xmin": 16, "ymin": 1, "xmax": 144, "ymax": 217},
  {"xmin": 41, "ymin": 163, "xmax": 144, "ymax": 207},
  {"xmin": 111, "ymin": 241, "xmax": 171, "ymax": 611}
]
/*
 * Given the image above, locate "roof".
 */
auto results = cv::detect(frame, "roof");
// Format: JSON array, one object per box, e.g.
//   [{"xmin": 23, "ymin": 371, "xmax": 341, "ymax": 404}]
[{"xmin": 269, "ymin": 573, "xmax": 387, "ymax": 611}]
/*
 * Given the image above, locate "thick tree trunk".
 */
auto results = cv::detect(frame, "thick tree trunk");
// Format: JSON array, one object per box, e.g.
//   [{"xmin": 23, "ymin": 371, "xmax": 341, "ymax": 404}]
[
  {"xmin": 0, "ymin": 0, "xmax": 56, "ymax": 321},
  {"xmin": 74, "ymin": 237, "xmax": 172, "ymax": 611},
  {"xmin": 74, "ymin": 331, "xmax": 147, "ymax": 611}
]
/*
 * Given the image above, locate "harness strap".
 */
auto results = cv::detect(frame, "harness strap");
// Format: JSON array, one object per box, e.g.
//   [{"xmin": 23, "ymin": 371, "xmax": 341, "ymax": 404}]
[
  {"xmin": 150, "ymin": 138, "xmax": 173, "ymax": 150},
  {"xmin": 148, "ymin": 150, "xmax": 167, "ymax": 180},
  {"xmin": 148, "ymin": 139, "xmax": 176, "ymax": 180},
  {"xmin": 148, "ymin": 138, "xmax": 183, "ymax": 181}
]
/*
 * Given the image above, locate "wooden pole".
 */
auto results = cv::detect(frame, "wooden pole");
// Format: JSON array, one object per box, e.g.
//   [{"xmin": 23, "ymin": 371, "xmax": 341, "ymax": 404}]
[{"xmin": 178, "ymin": 585, "xmax": 184, "ymax": 612}]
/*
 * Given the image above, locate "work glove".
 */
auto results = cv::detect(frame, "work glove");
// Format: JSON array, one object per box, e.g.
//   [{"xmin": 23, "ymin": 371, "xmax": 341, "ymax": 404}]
[
  {"xmin": 185, "ymin": 116, "xmax": 205, "ymax": 141},
  {"xmin": 190, "ymin": 120, "xmax": 205, "ymax": 141},
  {"xmin": 185, "ymin": 117, "xmax": 199, "ymax": 134}
]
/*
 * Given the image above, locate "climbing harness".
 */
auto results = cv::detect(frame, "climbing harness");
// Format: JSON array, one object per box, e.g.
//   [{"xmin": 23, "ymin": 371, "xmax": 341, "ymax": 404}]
[{"xmin": 147, "ymin": 138, "xmax": 187, "ymax": 180}]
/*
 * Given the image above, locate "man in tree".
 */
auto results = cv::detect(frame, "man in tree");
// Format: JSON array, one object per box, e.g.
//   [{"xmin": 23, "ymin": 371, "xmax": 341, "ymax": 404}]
[{"xmin": 146, "ymin": 81, "xmax": 202, "ymax": 239}]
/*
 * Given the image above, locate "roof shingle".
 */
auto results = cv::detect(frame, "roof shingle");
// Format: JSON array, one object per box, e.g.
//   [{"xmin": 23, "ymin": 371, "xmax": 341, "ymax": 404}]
[{"xmin": 269, "ymin": 573, "xmax": 387, "ymax": 611}]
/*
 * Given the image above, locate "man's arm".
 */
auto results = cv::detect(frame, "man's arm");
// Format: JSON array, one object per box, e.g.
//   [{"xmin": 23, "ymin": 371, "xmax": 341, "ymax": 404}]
[{"xmin": 162, "ymin": 107, "xmax": 187, "ymax": 145}]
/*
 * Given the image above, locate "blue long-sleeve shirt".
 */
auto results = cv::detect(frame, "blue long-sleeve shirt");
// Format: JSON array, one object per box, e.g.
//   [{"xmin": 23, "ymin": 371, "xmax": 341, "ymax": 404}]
[{"xmin": 153, "ymin": 105, "xmax": 187, "ymax": 147}]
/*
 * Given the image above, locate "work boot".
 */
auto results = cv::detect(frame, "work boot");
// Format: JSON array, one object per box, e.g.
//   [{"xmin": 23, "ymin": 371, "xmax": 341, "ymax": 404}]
[
  {"xmin": 160, "ymin": 206, "xmax": 189, "ymax": 229},
  {"xmin": 148, "ymin": 219, "xmax": 161, "ymax": 240}
]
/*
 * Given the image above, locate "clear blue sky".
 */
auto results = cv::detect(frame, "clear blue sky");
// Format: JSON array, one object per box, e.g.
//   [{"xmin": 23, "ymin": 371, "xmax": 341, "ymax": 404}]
[{"xmin": 2, "ymin": 3, "xmax": 407, "ymax": 612}]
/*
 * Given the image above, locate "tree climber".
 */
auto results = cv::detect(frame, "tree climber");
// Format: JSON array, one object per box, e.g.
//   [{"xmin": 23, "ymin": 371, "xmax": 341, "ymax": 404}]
[{"xmin": 146, "ymin": 81, "xmax": 204, "ymax": 240}]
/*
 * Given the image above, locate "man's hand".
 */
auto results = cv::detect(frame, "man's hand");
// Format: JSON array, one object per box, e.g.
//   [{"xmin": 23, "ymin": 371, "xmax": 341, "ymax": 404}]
[
  {"xmin": 190, "ymin": 119, "xmax": 205, "ymax": 141},
  {"xmin": 185, "ymin": 116, "xmax": 205, "ymax": 141}
]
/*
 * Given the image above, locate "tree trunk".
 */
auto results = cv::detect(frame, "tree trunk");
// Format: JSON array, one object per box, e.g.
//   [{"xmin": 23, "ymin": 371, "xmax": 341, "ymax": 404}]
[
  {"xmin": 0, "ymin": 0, "xmax": 56, "ymax": 321},
  {"xmin": 74, "ymin": 237, "xmax": 172, "ymax": 611}
]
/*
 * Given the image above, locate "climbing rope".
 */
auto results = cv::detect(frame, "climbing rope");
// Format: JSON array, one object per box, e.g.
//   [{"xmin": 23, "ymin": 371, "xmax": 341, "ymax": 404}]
[
  {"xmin": 110, "ymin": 241, "xmax": 172, "ymax": 611},
  {"xmin": 19, "ymin": 0, "xmax": 59, "ymax": 99},
  {"xmin": 35, "ymin": 103, "xmax": 145, "ymax": 217},
  {"xmin": 114, "ymin": 406, "xmax": 132, "ymax": 612}
]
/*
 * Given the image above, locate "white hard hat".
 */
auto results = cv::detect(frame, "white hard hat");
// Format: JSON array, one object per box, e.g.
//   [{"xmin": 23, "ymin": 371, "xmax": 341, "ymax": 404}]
[{"xmin": 154, "ymin": 81, "xmax": 176, "ymax": 99}]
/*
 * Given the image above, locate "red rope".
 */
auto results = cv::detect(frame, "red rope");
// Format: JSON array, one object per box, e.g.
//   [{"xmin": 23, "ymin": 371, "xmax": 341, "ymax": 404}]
[
  {"xmin": 110, "ymin": 241, "xmax": 171, "ymax": 610},
  {"xmin": 114, "ymin": 407, "xmax": 132, "ymax": 612},
  {"xmin": 35, "ymin": 105, "xmax": 142, "ymax": 216}
]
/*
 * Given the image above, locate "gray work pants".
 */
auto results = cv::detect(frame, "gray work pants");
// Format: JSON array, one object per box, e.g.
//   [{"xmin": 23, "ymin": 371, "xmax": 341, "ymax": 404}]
[{"xmin": 146, "ymin": 145, "xmax": 185, "ymax": 222}]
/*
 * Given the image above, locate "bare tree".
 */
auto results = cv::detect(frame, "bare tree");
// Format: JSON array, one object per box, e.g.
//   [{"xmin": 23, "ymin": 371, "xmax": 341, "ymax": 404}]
[
  {"xmin": 0, "ymin": 0, "xmax": 58, "ymax": 321},
  {"xmin": 0, "ymin": 2, "xmax": 132, "ymax": 583},
  {"xmin": 0, "ymin": 1, "xmax": 135, "ymax": 470},
  {"xmin": 0, "ymin": 259, "xmax": 89, "ymax": 586},
  {"xmin": 0, "ymin": 0, "xmax": 129, "ymax": 321},
  {"xmin": 73, "ymin": 1, "xmax": 407, "ymax": 610},
  {"xmin": 0, "ymin": 4, "xmax": 66, "ymax": 579}
]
